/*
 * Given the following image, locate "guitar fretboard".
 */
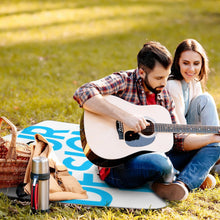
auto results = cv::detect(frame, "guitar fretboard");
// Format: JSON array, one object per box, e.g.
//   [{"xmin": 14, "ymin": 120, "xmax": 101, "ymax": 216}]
[{"xmin": 154, "ymin": 123, "xmax": 220, "ymax": 134}]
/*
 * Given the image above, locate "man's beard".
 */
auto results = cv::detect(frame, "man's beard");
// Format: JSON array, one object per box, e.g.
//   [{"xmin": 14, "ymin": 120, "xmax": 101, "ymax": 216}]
[{"xmin": 144, "ymin": 76, "xmax": 164, "ymax": 94}]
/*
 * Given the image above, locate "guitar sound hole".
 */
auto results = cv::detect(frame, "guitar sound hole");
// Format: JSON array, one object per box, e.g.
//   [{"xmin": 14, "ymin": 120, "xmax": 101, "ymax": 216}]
[
  {"xmin": 124, "ymin": 120, "xmax": 154, "ymax": 141},
  {"xmin": 141, "ymin": 120, "xmax": 154, "ymax": 136},
  {"xmin": 125, "ymin": 131, "xmax": 140, "ymax": 141}
]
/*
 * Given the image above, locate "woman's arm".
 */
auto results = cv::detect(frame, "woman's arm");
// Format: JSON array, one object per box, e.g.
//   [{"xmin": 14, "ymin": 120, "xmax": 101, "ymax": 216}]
[{"xmin": 183, "ymin": 133, "xmax": 220, "ymax": 151}]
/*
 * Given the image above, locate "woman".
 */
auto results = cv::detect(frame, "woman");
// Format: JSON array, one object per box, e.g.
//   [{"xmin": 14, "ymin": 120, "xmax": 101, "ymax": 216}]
[{"xmin": 166, "ymin": 39, "xmax": 220, "ymax": 179}]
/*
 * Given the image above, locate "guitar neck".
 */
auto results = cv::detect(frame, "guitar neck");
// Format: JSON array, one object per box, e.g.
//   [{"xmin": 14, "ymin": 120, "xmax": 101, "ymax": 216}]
[{"xmin": 155, "ymin": 123, "xmax": 220, "ymax": 134}]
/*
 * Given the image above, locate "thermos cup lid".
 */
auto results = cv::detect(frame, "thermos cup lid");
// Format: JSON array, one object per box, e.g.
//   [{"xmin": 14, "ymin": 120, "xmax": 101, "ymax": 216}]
[{"xmin": 32, "ymin": 156, "xmax": 49, "ymax": 174}]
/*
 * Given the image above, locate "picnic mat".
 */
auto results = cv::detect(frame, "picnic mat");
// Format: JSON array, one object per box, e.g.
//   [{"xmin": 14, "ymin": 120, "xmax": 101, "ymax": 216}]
[{"xmin": 0, "ymin": 120, "xmax": 167, "ymax": 209}]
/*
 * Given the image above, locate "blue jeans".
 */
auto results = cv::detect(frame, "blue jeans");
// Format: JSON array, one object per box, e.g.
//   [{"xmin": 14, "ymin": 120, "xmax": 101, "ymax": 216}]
[
  {"xmin": 167, "ymin": 93, "xmax": 220, "ymax": 190},
  {"xmin": 104, "ymin": 153, "xmax": 174, "ymax": 188},
  {"xmin": 187, "ymin": 93, "xmax": 219, "ymax": 131},
  {"xmin": 167, "ymin": 146, "xmax": 220, "ymax": 190}
]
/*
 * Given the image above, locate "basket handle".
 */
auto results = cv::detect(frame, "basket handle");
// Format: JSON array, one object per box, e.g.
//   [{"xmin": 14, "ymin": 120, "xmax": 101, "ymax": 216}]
[{"xmin": 0, "ymin": 116, "xmax": 17, "ymax": 160}]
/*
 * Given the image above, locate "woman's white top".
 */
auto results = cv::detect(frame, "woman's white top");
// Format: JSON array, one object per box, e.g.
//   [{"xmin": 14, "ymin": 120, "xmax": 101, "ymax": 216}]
[{"xmin": 166, "ymin": 79, "xmax": 202, "ymax": 124}]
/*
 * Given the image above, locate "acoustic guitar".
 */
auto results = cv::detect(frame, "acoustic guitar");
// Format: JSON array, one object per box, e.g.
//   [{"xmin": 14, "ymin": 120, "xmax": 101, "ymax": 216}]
[{"xmin": 80, "ymin": 95, "xmax": 220, "ymax": 167}]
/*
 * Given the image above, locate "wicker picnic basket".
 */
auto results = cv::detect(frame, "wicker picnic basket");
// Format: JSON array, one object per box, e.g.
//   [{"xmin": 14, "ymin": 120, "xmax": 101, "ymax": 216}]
[{"xmin": 0, "ymin": 116, "xmax": 31, "ymax": 189}]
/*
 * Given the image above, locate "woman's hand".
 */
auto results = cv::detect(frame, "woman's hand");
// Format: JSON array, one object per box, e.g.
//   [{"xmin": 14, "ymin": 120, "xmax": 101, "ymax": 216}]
[{"xmin": 211, "ymin": 131, "xmax": 220, "ymax": 142}]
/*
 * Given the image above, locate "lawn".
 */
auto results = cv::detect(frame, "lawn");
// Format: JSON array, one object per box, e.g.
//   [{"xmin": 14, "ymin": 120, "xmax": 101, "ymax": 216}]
[{"xmin": 0, "ymin": 0, "xmax": 220, "ymax": 219}]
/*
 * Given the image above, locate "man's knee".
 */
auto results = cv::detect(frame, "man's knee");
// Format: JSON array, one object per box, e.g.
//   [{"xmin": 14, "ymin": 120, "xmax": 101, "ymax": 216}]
[
  {"xmin": 157, "ymin": 155, "xmax": 175, "ymax": 183},
  {"xmin": 154, "ymin": 154, "xmax": 174, "ymax": 176}
]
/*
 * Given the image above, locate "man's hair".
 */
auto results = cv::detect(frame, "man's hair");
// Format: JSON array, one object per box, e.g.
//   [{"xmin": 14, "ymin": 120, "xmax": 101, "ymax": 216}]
[{"xmin": 137, "ymin": 41, "xmax": 172, "ymax": 71}]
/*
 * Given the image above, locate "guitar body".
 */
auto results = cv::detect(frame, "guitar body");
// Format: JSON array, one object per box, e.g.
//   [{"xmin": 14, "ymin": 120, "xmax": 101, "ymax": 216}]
[{"xmin": 80, "ymin": 95, "xmax": 173, "ymax": 167}]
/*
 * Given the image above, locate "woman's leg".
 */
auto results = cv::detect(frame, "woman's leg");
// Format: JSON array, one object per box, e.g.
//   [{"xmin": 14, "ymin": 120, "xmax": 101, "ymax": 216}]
[
  {"xmin": 104, "ymin": 152, "xmax": 174, "ymax": 188},
  {"xmin": 186, "ymin": 93, "xmax": 220, "ymax": 173},
  {"xmin": 186, "ymin": 93, "xmax": 219, "ymax": 126},
  {"xmin": 167, "ymin": 145, "xmax": 220, "ymax": 190}
]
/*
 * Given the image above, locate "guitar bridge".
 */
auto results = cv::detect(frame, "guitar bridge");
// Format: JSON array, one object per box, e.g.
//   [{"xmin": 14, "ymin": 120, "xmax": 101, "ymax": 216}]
[{"xmin": 116, "ymin": 121, "xmax": 124, "ymax": 139}]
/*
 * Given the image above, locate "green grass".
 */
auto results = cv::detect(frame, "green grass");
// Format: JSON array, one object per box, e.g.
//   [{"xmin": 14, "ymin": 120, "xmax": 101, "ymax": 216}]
[{"xmin": 0, "ymin": 0, "xmax": 220, "ymax": 219}]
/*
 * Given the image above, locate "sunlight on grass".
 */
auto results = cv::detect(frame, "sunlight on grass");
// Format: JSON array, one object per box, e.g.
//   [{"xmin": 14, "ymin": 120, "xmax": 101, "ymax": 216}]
[
  {"xmin": 0, "ymin": 1, "xmax": 220, "ymax": 218},
  {"xmin": 0, "ymin": 0, "xmax": 219, "ymax": 124},
  {"xmin": 0, "ymin": 4, "xmax": 162, "ymax": 45}
]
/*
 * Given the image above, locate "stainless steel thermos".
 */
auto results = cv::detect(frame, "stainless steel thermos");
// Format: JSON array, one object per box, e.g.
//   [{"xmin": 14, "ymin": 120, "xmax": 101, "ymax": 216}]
[{"xmin": 31, "ymin": 156, "xmax": 50, "ymax": 213}]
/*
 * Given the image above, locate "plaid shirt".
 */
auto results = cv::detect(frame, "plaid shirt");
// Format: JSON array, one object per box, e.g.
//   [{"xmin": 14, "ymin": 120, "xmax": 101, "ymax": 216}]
[{"xmin": 74, "ymin": 68, "xmax": 185, "ymax": 151}]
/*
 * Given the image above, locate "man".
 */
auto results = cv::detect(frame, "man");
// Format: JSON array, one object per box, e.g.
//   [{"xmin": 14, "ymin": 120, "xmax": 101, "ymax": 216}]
[{"xmin": 73, "ymin": 41, "xmax": 220, "ymax": 201}]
